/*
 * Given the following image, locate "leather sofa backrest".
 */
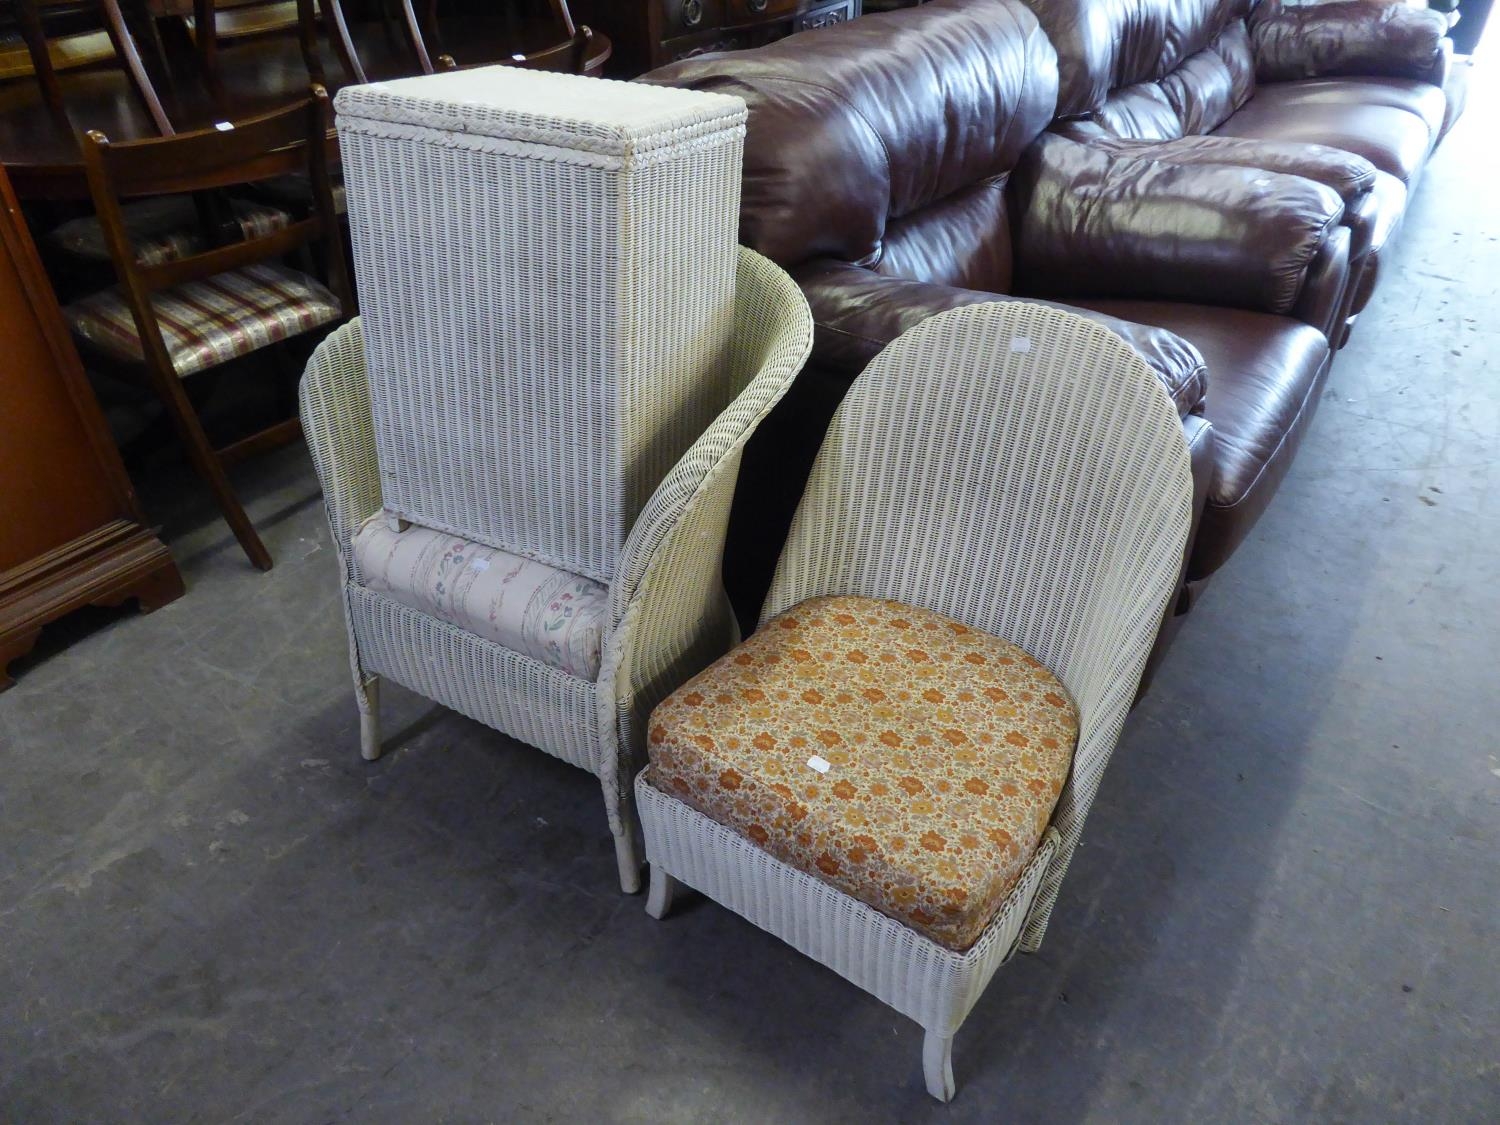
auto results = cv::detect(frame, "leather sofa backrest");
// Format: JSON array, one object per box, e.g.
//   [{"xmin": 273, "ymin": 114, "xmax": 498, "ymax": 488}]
[
  {"xmin": 642, "ymin": 0, "xmax": 1058, "ymax": 294},
  {"xmin": 1022, "ymin": 0, "xmax": 1255, "ymax": 136}
]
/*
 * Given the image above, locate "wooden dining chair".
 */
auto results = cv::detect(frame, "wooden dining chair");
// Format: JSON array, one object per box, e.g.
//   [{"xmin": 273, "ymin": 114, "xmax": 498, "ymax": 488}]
[
  {"xmin": 63, "ymin": 87, "xmax": 349, "ymax": 571},
  {"xmin": 183, "ymin": 0, "xmax": 367, "ymax": 102},
  {"xmin": 6, "ymin": 0, "xmax": 176, "ymax": 134},
  {"xmin": 406, "ymin": 0, "xmax": 608, "ymax": 76}
]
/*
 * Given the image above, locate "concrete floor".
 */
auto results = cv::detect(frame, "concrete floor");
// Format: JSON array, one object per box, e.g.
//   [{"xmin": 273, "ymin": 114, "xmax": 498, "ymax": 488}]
[{"xmin": 4, "ymin": 74, "xmax": 1499, "ymax": 1125}]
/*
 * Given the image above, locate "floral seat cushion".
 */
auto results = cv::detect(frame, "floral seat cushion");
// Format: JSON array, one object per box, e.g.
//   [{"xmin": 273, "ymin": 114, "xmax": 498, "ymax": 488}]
[
  {"xmin": 646, "ymin": 595, "xmax": 1079, "ymax": 952},
  {"xmin": 64, "ymin": 263, "xmax": 342, "ymax": 379},
  {"xmin": 51, "ymin": 195, "xmax": 292, "ymax": 267},
  {"xmin": 352, "ymin": 516, "xmax": 608, "ymax": 680}
]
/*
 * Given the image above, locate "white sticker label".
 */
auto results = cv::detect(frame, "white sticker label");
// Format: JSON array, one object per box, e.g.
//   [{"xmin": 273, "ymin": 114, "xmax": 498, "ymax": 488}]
[
  {"xmin": 470, "ymin": 558, "xmax": 490, "ymax": 571},
  {"xmin": 1010, "ymin": 336, "xmax": 1032, "ymax": 354},
  {"xmin": 215, "ymin": 121, "xmax": 234, "ymax": 132},
  {"xmin": 807, "ymin": 755, "xmax": 831, "ymax": 774}
]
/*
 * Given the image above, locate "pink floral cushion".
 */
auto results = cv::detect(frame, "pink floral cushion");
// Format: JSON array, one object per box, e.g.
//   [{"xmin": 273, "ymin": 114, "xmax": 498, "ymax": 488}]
[
  {"xmin": 352, "ymin": 515, "xmax": 608, "ymax": 680},
  {"xmin": 64, "ymin": 263, "xmax": 342, "ymax": 378}
]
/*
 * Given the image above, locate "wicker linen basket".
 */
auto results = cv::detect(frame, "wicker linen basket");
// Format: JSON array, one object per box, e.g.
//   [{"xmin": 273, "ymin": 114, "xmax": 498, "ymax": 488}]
[{"xmin": 335, "ymin": 67, "xmax": 748, "ymax": 583}]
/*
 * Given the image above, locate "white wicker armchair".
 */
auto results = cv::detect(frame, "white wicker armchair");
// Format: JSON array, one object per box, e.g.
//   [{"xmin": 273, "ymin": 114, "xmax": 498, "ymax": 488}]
[
  {"xmin": 299, "ymin": 247, "xmax": 812, "ymax": 893},
  {"xmin": 635, "ymin": 301, "xmax": 1195, "ymax": 1099}
]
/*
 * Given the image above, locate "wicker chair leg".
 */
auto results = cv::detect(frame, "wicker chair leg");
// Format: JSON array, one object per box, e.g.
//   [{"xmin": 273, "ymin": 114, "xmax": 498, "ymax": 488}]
[
  {"xmin": 357, "ymin": 675, "xmax": 382, "ymax": 762},
  {"xmin": 645, "ymin": 866, "xmax": 678, "ymax": 919},
  {"xmin": 922, "ymin": 1029, "xmax": 957, "ymax": 1102},
  {"xmin": 613, "ymin": 825, "xmax": 642, "ymax": 895}
]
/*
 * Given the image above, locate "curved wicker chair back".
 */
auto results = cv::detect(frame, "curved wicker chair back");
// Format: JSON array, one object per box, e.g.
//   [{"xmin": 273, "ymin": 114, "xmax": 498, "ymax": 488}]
[{"xmin": 764, "ymin": 300, "xmax": 1194, "ymax": 947}]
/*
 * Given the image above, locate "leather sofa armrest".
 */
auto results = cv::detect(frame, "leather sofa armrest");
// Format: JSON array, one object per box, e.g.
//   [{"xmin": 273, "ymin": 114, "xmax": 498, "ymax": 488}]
[
  {"xmin": 1291, "ymin": 224, "xmax": 1352, "ymax": 341},
  {"xmin": 1250, "ymin": 1, "xmax": 1450, "ymax": 85},
  {"xmin": 793, "ymin": 259, "xmax": 1208, "ymax": 418},
  {"xmin": 1012, "ymin": 135, "xmax": 1346, "ymax": 317},
  {"xmin": 1086, "ymin": 134, "xmax": 1378, "ymax": 206}
]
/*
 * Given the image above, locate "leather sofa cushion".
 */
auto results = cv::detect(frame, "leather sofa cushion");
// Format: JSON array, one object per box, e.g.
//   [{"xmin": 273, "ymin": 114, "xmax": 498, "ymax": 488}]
[
  {"xmin": 647, "ymin": 594, "xmax": 1078, "ymax": 952},
  {"xmin": 1024, "ymin": 0, "xmax": 1252, "ymax": 119},
  {"xmin": 643, "ymin": 0, "xmax": 1057, "ymax": 276},
  {"xmin": 793, "ymin": 260, "xmax": 1208, "ymax": 416},
  {"xmin": 1086, "ymin": 133, "xmax": 1378, "ymax": 203},
  {"xmin": 1252, "ymin": 75, "xmax": 1447, "ymax": 141},
  {"xmin": 1212, "ymin": 79, "xmax": 1436, "ymax": 184},
  {"xmin": 1062, "ymin": 298, "xmax": 1329, "ymax": 576},
  {"xmin": 1250, "ymin": 1, "xmax": 1450, "ymax": 86},
  {"xmin": 1012, "ymin": 134, "xmax": 1345, "ymax": 315}
]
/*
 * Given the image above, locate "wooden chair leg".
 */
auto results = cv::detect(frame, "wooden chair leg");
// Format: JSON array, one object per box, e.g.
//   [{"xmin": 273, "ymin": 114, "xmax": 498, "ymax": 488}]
[
  {"xmin": 102, "ymin": 0, "xmax": 175, "ymax": 134},
  {"xmin": 154, "ymin": 373, "xmax": 274, "ymax": 571},
  {"xmin": 316, "ymin": 0, "xmax": 367, "ymax": 84}
]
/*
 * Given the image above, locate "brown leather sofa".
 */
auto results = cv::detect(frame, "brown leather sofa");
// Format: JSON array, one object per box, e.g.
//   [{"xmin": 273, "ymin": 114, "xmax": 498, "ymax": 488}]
[
  {"xmin": 645, "ymin": 0, "xmax": 1352, "ymax": 644},
  {"xmin": 1017, "ymin": 0, "xmax": 1461, "ymax": 333}
]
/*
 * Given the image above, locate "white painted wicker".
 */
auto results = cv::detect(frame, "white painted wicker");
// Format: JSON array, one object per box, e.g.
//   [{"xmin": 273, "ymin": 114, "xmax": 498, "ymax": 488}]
[
  {"xmin": 300, "ymin": 247, "xmax": 813, "ymax": 892},
  {"xmin": 335, "ymin": 67, "xmax": 749, "ymax": 583},
  {"xmin": 636, "ymin": 301, "xmax": 1194, "ymax": 1100}
]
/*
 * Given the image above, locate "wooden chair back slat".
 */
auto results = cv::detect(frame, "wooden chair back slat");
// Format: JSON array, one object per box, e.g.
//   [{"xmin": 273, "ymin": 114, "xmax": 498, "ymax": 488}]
[
  {"xmin": 80, "ymin": 87, "xmax": 348, "ymax": 308},
  {"xmin": 85, "ymin": 91, "xmax": 318, "ymax": 193},
  {"xmin": 135, "ymin": 216, "xmax": 320, "ymax": 290}
]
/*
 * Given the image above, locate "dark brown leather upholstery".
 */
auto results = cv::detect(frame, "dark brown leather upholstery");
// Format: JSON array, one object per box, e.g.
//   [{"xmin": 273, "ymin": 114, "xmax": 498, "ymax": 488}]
[
  {"xmin": 793, "ymin": 260, "xmax": 1208, "ymax": 415},
  {"xmin": 1250, "ymin": 1, "xmax": 1450, "ymax": 87},
  {"xmin": 647, "ymin": 0, "xmax": 1353, "ymax": 624},
  {"xmin": 1064, "ymin": 297, "xmax": 1332, "ymax": 578},
  {"xmin": 1012, "ymin": 134, "xmax": 1346, "ymax": 315},
  {"xmin": 1212, "ymin": 80, "xmax": 1436, "ymax": 184},
  {"xmin": 650, "ymin": 0, "xmax": 1056, "ymax": 289},
  {"xmin": 1082, "ymin": 133, "xmax": 1378, "ymax": 202},
  {"xmin": 1015, "ymin": 0, "xmax": 1459, "ymax": 334}
]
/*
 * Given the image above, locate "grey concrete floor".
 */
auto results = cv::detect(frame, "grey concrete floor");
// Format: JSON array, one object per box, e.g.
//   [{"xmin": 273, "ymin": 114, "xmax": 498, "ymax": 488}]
[{"xmin": 5, "ymin": 75, "xmax": 1500, "ymax": 1125}]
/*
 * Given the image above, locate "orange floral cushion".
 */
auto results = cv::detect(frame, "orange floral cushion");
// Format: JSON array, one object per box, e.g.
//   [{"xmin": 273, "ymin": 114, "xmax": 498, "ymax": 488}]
[{"xmin": 646, "ymin": 595, "xmax": 1079, "ymax": 952}]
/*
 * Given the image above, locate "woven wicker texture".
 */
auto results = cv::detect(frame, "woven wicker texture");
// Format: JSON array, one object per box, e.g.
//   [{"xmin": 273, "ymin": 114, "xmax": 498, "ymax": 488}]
[
  {"xmin": 336, "ymin": 68, "xmax": 749, "ymax": 584},
  {"xmin": 300, "ymin": 247, "xmax": 813, "ymax": 892},
  {"xmin": 638, "ymin": 300, "xmax": 1193, "ymax": 1098}
]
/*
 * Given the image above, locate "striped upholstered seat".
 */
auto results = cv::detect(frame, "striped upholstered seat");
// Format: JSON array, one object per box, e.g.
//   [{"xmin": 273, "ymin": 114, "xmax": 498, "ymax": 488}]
[
  {"xmin": 51, "ymin": 196, "xmax": 292, "ymax": 267},
  {"xmin": 65, "ymin": 262, "xmax": 342, "ymax": 378}
]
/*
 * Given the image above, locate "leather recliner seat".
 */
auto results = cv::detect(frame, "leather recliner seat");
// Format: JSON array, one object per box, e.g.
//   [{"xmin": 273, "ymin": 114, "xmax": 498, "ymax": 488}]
[
  {"xmin": 645, "ymin": 0, "xmax": 1351, "ymax": 631},
  {"xmin": 1016, "ymin": 0, "xmax": 1460, "ymax": 330}
]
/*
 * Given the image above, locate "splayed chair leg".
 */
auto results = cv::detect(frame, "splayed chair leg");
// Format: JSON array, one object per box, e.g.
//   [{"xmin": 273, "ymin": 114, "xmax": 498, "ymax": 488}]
[
  {"xmin": 645, "ymin": 866, "xmax": 679, "ymax": 919},
  {"xmin": 923, "ymin": 1029, "xmax": 956, "ymax": 1102},
  {"xmin": 357, "ymin": 675, "xmax": 381, "ymax": 761}
]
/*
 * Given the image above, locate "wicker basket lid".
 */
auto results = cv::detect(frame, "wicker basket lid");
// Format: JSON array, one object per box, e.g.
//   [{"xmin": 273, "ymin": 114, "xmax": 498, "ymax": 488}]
[{"xmin": 334, "ymin": 67, "xmax": 746, "ymax": 162}]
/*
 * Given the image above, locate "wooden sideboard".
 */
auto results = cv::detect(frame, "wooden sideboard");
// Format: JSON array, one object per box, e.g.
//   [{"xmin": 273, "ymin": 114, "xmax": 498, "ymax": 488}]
[
  {"xmin": 572, "ymin": 0, "xmax": 862, "ymax": 76},
  {"xmin": 0, "ymin": 165, "xmax": 183, "ymax": 690}
]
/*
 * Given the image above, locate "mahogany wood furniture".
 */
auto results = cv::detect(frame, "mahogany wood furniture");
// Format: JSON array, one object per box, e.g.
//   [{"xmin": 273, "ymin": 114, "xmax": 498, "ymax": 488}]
[
  {"xmin": 66, "ymin": 89, "xmax": 349, "ymax": 569},
  {"xmin": 571, "ymin": 0, "xmax": 861, "ymax": 76},
  {"xmin": 408, "ymin": 0, "xmax": 611, "ymax": 76},
  {"xmin": 0, "ymin": 162, "xmax": 182, "ymax": 691}
]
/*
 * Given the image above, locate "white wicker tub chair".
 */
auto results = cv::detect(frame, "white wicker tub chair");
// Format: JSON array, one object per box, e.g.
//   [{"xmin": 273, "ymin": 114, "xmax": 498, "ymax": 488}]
[
  {"xmin": 635, "ymin": 302, "xmax": 1195, "ymax": 1100},
  {"xmin": 299, "ymin": 246, "xmax": 813, "ymax": 893}
]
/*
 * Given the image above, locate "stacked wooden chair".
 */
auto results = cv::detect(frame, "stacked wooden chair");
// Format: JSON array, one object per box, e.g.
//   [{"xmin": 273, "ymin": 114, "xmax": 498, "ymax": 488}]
[
  {"xmin": 62, "ymin": 89, "xmax": 349, "ymax": 571},
  {"xmin": 401, "ymin": 0, "xmax": 609, "ymax": 75}
]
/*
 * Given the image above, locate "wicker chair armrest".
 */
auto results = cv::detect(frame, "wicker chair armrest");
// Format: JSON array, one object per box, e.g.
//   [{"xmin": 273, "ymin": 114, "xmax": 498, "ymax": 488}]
[
  {"xmin": 602, "ymin": 248, "xmax": 813, "ymax": 773},
  {"xmin": 299, "ymin": 318, "xmax": 382, "ymax": 579}
]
